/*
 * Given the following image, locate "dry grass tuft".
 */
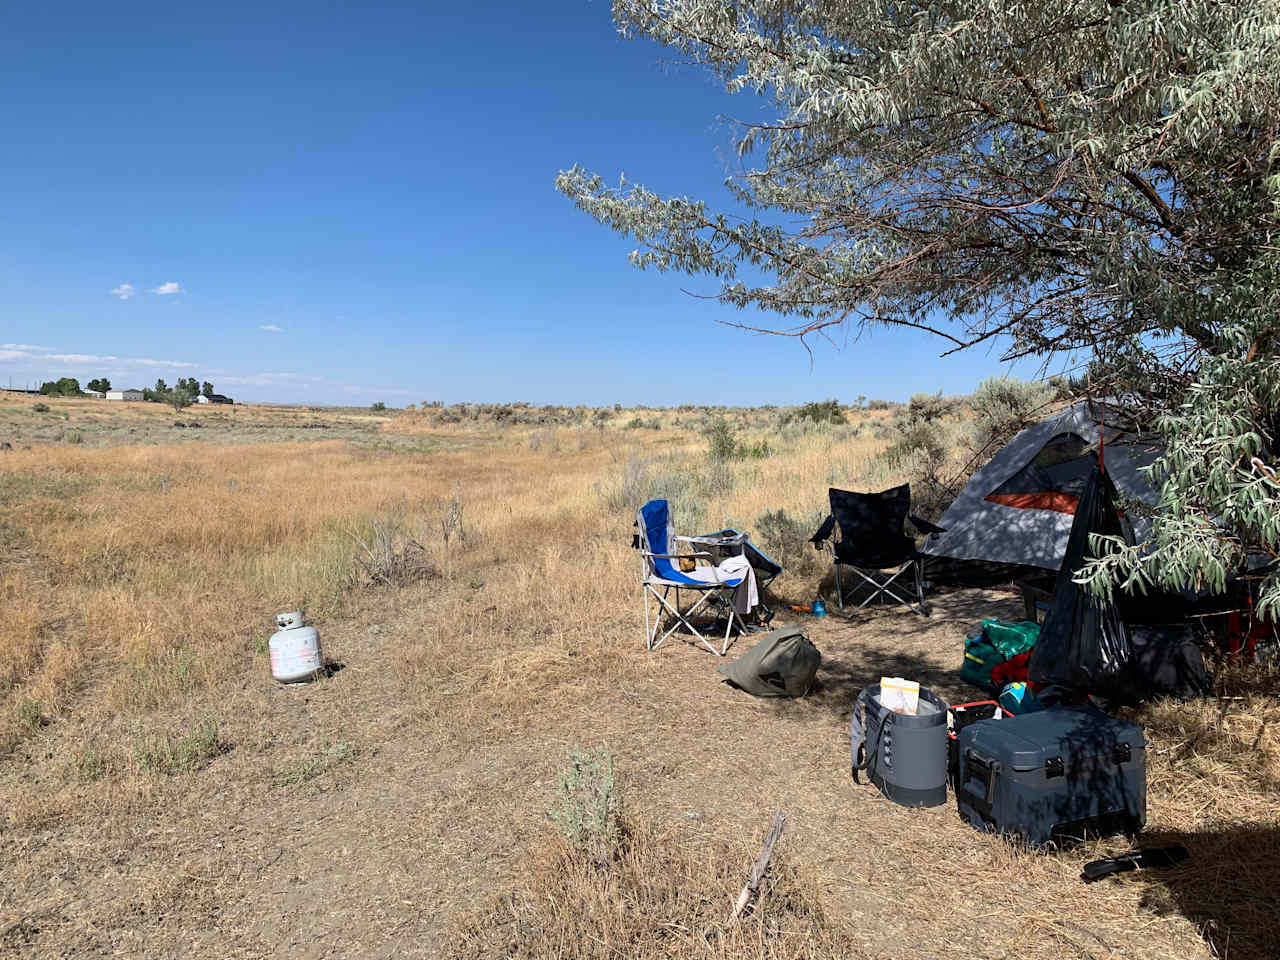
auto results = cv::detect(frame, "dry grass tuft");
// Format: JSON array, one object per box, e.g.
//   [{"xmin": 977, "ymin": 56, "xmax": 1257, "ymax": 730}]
[
  {"xmin": 452, "ymin": 814, "xmax": 865, "ymax": 960},
  {"xmin": 347, "ymin": 504, "xmax": 440, "ymax": 588}
]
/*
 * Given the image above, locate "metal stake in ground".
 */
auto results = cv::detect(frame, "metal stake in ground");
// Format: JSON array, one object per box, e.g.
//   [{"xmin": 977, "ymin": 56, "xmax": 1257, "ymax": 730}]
[{"xmin": 729, "ymin": 810, "xmax": 787, "ymax": 924}]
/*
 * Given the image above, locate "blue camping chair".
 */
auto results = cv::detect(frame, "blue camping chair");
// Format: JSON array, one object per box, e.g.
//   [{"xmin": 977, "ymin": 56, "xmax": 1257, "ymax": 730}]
[{"xmin": 635, "ymin": 499, "xmax": 748, "ymax": 655}]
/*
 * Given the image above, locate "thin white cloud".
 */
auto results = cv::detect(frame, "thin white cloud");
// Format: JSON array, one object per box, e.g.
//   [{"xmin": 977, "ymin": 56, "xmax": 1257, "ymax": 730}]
[
  {"xmin": 111, "ymin": 283, "xmax": 136, "ymax": 300},
  {"xmin": 46, "ymin": 353, "xmax": 121, "ymax": 364},
  {"xmin": 1, "ymin": 343, "xmax": 53, "ymax": 352},
  {"xmin": 31, "ymin": 350, "xmax": 197, "ymax": 369},
  {"xmin": 0, "ymin": 349, "xmax": 30, "ymax": 362},
  {"xmin": 259, "ymin": 324, "xmax": 284, "ymax": 333},
  {"xmin": 217, "ymin": 371, "xmax": 326, "ymax": 387},
  {"xmin": 132, "ymin": 357, "xmax": 198, "ymax": 368},
  {"xmin": 151, "ymin": 281, "xmax": 182, "ymax": 295}
]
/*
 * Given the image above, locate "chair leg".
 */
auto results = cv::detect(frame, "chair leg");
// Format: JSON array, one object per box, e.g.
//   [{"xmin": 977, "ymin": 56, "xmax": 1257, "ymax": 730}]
[
  {"xmin": 834, "ymin": 559, "xmax": 845, "ymax": 615},
  {"xmin": 644, "ymin": 584, "xmax": 652, "ymax": 649},
  {"xmin": 842, "ymin": 562, "xmax": 927, "ymax": 614}
]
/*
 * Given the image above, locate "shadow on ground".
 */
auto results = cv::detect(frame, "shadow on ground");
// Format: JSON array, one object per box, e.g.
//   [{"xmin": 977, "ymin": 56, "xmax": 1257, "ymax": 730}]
[
  {"xmin": 1136, "ymin": 823, "xmax": 1280, "ymax": 960},
  {"xmin": 784, "ymin": 586, "xmax": 1024, "ymax": 721}
]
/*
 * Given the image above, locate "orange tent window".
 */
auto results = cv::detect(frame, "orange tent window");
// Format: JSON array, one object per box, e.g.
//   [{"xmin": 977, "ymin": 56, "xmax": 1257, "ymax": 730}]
[{"xmin": 984, "ymin": 492, "xmax": 1080, "ymax": 515}]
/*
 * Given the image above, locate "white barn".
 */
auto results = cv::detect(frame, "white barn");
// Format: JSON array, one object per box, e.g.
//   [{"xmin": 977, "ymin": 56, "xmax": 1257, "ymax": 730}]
[{"xmin": 106, "ymin": 389, "xmax": 144, "ymax": 401}]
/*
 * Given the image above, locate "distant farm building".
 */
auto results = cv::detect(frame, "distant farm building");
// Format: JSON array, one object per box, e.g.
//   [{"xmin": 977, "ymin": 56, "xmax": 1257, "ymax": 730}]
[
  {"xmin": 195, "ymin": 394, "xmax": 233, "ymax": 404},
  {"xmin": 106, "ymin": 389, "xmax": 144, "ymax": 401}
]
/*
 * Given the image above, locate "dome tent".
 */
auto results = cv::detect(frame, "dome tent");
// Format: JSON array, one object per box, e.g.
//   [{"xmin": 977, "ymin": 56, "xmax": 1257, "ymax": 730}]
[{"xmin": 921, "ymin": 400, "xmax": 1161, "ymax": 574}]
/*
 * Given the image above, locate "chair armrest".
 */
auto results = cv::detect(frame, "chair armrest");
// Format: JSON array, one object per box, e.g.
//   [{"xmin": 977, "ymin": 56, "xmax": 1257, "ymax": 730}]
[
  {"xmin": 909, "ymin": 514, "xmax": 946, "ymax": 536},
  {"xmin": 809, "ymin": 514, "xmax": 836, "ymax": 549},
  {"xmin": 645, "ymin": 551, "xmax": 713, "ymax": 561}
]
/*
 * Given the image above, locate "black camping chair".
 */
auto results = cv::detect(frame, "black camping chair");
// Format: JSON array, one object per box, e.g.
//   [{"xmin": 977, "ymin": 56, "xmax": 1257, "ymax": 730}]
[{"xmin": 809, "ymin": 485, "xmax": 945, "ymax": 616}]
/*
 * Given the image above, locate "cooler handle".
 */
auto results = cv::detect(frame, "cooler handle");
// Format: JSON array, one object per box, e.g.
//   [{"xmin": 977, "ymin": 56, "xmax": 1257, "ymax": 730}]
[{"xmin": 963, "ymin": 749, "xmax": 1001, "ymax": 818}]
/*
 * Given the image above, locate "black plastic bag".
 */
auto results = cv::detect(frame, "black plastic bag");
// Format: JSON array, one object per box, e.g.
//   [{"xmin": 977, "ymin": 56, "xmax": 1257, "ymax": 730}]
[{"xmin": 1028, "ymin": 462, "xmax": 1134, "ymax": 697}]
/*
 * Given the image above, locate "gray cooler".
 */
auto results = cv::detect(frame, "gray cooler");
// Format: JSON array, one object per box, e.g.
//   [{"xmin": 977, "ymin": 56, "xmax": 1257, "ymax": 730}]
[
  {"xmin": 956, "ymin": 704, "xmax": 1146, "ymax": 846},
  {"xmin": 851, "ymin": 683, "xmax": 949, "ymax": 808}
]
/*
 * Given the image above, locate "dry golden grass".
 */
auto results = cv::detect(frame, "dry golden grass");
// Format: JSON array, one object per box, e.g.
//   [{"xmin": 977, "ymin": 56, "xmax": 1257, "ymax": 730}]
[
  {"xmin": 2, "ymin": 398, "xmax": 1276, "ymax": 959},
  {"xmin": 453, "ymin": 814, "xmax": 866, "ymax": 960},
  {"xmin": 0, "ymin": 401, "xmax": 894, "ymax": 751}
]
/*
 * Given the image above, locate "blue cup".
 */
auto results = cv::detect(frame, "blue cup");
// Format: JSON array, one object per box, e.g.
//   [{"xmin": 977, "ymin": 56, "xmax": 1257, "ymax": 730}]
[{"xmin": 811, "ymin": 599, "xmax": 827, "ymax": 618}]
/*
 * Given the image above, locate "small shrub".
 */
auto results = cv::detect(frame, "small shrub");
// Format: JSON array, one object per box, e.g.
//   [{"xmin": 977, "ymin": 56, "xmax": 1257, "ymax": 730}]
[
  {"xmin": 348, "ymin": 503, "xmax": 439, "ymax": 588},
  {"xmin": 624, "ymin": 416, "xmax": 662, "ymax": 430},
  {"xmin": 705, "ymin": 416, "xmax": 737, "ymax": 461},
  {"xmin": 781, "ymin": 399, "xmax": 844, "ymax": 427},
  {"xmin": 968, "ymin": 375, "xmax": 1056, "ymax": 462},
  {"xmin": 438, "ymin": 482, "xmax": 465, "ymax": 547},
  {"xmin": 17, "ymin": 699, "xmax": 43, "ymax": 729},
  {"xmin": 699, "ymin": 458, "xmax": 736, "ymax": 499},
  {"xmin": 370, "ymin": 401, "xmax": 387, "ymax": 412},
  {"xmin": 137, "ymin": 718, "xmax": 221, "ymax": 775},
  {"xmin": 32, "ymin": 402, "xmax": 49, "ymax": 413},
  {"xmin": 756, "ymin": 507, "xmax": 829, "ymax": 578},
  {"xmin": 616, "ymin": 457, "xmax": 651, "ymax": 511},
  {"xmin": 74, "ymin": 749, "xmax": 107, "ymax": 782},
  {"xmin": 274, "ymin": 740, "xmax": 359, "ymax": 787},
  {"xmin": 63, "ymin": 430, "xmax": 83, "ymax": 444},
  {"xmin": 880, "ymin": 391, "xmax": 964, "ymax": 523},
  {"xmin": 704, "ymin": 416, "xmax": 770, "ymax": 462},
  {"xmin": 549, "ymin": 747, "xmax": 618, "ymax": 847},
  {"xmin": 884, "ymin": 392, "xmax": 955, "ymax": 474}
]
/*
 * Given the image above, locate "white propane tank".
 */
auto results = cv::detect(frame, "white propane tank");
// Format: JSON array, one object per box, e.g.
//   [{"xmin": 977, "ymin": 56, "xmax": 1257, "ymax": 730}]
[{"xmin": 269, "ymin": 611, "xmax": 323, "ymax": 683}]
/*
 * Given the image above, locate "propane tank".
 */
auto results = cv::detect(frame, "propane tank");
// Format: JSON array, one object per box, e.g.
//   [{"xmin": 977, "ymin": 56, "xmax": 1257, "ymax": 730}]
[{"xmin": 269, "ymin": 611, "xmax": 323, "ymax": 683}]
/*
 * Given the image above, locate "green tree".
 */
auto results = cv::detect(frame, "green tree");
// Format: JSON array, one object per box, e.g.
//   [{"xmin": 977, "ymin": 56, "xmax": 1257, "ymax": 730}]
[
  {"xmin": 559, "ymin": 1, "xmax": 1280, "ymax": 613},
  {"xmin": 154, "ymin": 378, "xmax": 168, "ymax": 394},
  {"xmin": 86, "ymin": 378, "xmax": 111, "ymax": 394},
  {"xmin": 201, "ymin": 381, "xmax": 214, "ymax": 398},
  {"xmin": 39, "ymin": 377, "xmax": 81, "ymax": 397},
  {"xmin": 165, "ymin": 390, "xmax": 192, "ymax": 412},
  {"xmin": 171, "ymin": 377, "xmax": 200, "ymax": 399}
]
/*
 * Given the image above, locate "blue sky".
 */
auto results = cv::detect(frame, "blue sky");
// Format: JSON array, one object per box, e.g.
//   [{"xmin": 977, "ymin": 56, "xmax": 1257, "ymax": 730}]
[{"xmin": 1, "ymin": 2, "xmax": 1030, "ymax": 406}]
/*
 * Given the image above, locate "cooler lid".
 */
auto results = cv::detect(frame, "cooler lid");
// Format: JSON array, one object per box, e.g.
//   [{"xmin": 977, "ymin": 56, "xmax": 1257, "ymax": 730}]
[{"xmin": 959, "ymin": 705, "xmax": 1146, "ymax": 771}]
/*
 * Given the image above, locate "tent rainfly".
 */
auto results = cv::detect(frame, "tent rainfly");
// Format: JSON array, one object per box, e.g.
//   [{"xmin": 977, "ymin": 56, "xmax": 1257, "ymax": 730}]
[{"xmin": 921, "ymin": 400, "xmax": 1161, "ymax": 573}]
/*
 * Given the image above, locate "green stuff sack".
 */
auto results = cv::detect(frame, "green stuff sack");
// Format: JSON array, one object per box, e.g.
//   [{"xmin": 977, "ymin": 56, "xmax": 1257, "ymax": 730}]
[
  {"xmin": 981, "ymin": 619, "xmax": 1040, "ymax": 660},
  {"xmin": 717, "ymin": 627, "xmax": 821, "ymax": 698},
  {"xmin": 961, "ymin": 634, "xmax": 1004, "ymax": 693}
]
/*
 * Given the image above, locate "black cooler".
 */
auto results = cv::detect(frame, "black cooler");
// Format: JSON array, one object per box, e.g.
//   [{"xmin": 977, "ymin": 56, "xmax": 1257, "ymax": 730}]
[{"xmin": 956, "ymin": 704, "xmax": 1146, "ymax": 846}]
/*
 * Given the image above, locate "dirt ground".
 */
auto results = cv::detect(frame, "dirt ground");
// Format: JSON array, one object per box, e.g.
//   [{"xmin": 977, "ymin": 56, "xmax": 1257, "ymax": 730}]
[{"xmin": 5, "ymin": 581, "xmax": 1262, "ymax": 959}]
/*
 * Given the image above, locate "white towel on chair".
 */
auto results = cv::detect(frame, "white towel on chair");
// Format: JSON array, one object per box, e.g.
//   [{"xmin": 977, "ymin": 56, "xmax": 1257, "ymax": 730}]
[{"xmin": 684, "ymin": 555, "xmax": 758, "ymax": 615}]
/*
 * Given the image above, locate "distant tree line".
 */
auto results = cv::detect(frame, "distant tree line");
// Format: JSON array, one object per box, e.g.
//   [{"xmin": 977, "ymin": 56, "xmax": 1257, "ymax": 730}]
[
  {"xmin": 38, "ymin": 375, "xmax": 230, "ymax": 409},
  {"xmin": 143, "ymin": 378, "xmax": 226, "ymax": 410},
  {"xmin": 39, "ymin": 377, "xmax": 87, "ymax": 396}
]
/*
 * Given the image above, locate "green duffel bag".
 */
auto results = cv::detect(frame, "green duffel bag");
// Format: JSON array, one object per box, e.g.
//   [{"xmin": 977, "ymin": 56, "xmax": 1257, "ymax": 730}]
[
  {"xmin": 961, "ymin": 634, "xmax": 1004, "ymax": 693},
  {"xmin": 981, "ymin": 619, "xmax": 1040, "ymax": 660},
  {"xmin": 718, "ymin": 626, "xmax": 821, "ymax": 698}
]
